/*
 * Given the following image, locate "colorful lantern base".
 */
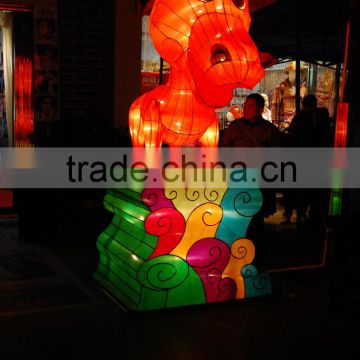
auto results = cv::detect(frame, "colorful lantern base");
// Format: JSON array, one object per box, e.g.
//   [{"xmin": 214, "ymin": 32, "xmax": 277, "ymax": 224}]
[{"xmin": 94, "ymin": 183, "xmax": 271, "ymax": 311}]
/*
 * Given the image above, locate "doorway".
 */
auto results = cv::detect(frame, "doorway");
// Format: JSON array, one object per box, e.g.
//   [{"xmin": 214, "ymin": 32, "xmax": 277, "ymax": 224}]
[
  {"xmin": 0, "ymin": 6, "xmax": 33, "ymax": 213},
  {"xmin": 0, "ymin": 7, "xmax": 33, "ymax": 148}
]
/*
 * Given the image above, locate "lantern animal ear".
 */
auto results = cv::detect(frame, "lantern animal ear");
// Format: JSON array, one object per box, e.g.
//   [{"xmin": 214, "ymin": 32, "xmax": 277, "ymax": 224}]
[
  {"xmin": 149, "ymin": 0, "xmax": 192, "ymax": 67},
  {"xmin": 259, "ymin": 52, "xmax": 278, "ymax": 69}
]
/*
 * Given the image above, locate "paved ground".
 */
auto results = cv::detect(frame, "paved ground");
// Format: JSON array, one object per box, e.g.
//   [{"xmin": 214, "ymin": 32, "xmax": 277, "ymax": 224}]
[{"xmin": 1, "ymin": 208, "xmax": 359, "ymax": 360}]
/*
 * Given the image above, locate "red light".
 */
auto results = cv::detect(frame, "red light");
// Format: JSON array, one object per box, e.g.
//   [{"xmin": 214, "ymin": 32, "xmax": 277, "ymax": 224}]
[
  {"xmin": 334, "ymin": 102, "xmax": 349, "ymax": 148},
  {"xmin": 14, "ymin": 56, "xmax": 34, "ymax": 145},
  {"xmin": 0, "ymin": 4, "xmax": 31, "ymax": 11}
]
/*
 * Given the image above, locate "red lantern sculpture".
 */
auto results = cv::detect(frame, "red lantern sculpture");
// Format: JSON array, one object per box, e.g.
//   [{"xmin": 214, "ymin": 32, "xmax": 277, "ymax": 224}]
[{"xmin": 129, "ymin": 0, "xmax": 264, "ymax": 147}]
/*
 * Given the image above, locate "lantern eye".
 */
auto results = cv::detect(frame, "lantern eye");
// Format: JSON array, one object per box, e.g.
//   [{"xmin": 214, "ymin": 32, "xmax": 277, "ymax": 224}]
[
  {"xmin": 232, "ymin": 0, "xmax": 245, "ymax": 9},
  {"xmin": 211, "ymin": 45, "xmax": 231, "ymax": 65}
]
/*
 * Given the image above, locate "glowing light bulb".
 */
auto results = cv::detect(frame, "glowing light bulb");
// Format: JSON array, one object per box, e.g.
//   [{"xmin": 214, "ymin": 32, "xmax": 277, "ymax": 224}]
[{"xmin": 215, "ymin": 53, "xmax": 227, "ymax": 63}]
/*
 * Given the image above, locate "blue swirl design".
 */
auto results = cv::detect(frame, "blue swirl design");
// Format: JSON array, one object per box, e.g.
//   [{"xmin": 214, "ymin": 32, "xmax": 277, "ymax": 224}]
[
  {"xmin": 215, "ymin": 187, "xmax": 262, "ymax": 246},
  {"xmin": 241, "ymin": 264, "xmax": 272, "ymax": 298}
]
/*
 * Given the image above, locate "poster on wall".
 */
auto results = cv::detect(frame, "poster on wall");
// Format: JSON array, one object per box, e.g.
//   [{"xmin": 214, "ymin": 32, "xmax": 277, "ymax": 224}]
[
  {"xmin": 34, "ymin": 0, "xmax": 59, "ymax": 122},
  {"xmin": 34, "ymin": 18, "xmax": 57, "ymax": 45},
  {"xmin": 34, "ymin": 96, "xmax": 58, "ymax": 122},
  {"xmin": 0, "ymin": 27, "xmax": 5, "ymax": 146},
  {"xmin": 33, "ymin": 0, "xmax": 57, "ymax": 44}
]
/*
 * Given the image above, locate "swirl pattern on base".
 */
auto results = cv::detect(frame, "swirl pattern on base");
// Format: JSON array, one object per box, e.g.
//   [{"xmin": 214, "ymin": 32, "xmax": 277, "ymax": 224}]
[{"xmin": 187, "ymin": 238, "xmax": 237, "ymax": 303}]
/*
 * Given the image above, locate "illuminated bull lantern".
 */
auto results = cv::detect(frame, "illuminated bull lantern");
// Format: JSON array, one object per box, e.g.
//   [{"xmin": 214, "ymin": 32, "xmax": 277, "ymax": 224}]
[
  {"xmin": 129, "ymin": 0, "xmax": 264, "ymax": 147},
  {"xmin": 95, "ymin": 0, "xmax": 271, "ymax": 311}
]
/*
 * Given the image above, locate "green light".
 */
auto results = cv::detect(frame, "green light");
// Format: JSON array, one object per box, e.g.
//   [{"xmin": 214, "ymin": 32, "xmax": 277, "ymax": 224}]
[
  {"xmin": 330, "ymin": 188, "xmax": 342, "ymax": 216},
  {"xmin": 329, "ymin": 169, "xmax": 343, "ymax": 216}
]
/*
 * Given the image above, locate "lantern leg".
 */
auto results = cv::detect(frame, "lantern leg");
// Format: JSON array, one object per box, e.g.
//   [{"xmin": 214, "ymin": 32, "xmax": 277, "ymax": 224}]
[
  {"xmin": 199, "ymin": 115, "xmax": 219, "ymax": 147},
  {"xmin": 129, "ymin": 97, "xmax": 163, "ymax": 147},
  {"xmin": 143, "ymin": 99, "xmax": 163, "ymax": 147},
  {"xmin": 129, "ymin": 97, "xmax": 145, "ymax": 147}
]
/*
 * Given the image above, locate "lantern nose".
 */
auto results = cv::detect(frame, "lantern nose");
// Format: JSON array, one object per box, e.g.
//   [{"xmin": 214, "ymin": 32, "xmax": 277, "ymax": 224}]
[{"xmin": 211, "ymin": 45, "xmax": 232, "ymax": 66}]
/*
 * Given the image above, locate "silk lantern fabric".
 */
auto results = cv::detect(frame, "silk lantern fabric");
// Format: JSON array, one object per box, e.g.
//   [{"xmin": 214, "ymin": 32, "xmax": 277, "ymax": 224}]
[
  {"xmin": 129, "ymin": 0, "xmax": 264, "ymax": 147},
  {"xmin": 94, "ymin": 185, "xmax": 272, "ymax": 311}
]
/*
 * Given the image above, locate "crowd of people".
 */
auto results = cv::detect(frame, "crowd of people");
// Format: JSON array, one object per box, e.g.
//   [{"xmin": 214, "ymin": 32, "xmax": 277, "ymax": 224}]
[{"xmin": 221, "ymin": 93, "xmax": 334, "ymax": 243}]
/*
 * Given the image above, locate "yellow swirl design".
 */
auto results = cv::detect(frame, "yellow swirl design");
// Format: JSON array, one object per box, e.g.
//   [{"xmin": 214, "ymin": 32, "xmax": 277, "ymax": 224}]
[
  {"xmin": 165, "ymin": 187, "xmax": 227, "ymax": 221},
  {"xmin": 171, "ymin": 203, "xmax": 223, "ymax": 259},
  {"xmin": 222, "ymin": 238, "xmax": 255, "ymax": 299}
]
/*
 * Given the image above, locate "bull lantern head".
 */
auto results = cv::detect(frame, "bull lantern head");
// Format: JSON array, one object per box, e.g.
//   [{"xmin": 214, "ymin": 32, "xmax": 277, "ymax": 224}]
[{"xmin": 129, "ymin": 0, "xmax": 264, "ymax": 147}]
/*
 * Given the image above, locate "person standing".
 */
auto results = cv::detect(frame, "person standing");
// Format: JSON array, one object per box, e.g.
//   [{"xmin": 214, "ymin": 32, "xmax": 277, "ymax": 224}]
[
  {"xmin": 222, "ymin": 93, "xmax": 281, "ymax": 148},
  {"xmin": 281, "ymin": 94, "xmax": 318, "ymax": 226},
  {"xmin": 286, "ymin": 94, "xmax": 318, "ymax": 147},
  {"xmin": 221, "ymin": 93, "xmax": 282, "ymax": 244}
]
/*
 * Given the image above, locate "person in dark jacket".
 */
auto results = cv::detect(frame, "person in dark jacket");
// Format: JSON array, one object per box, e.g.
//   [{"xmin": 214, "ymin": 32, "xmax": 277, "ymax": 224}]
[
  {"xmin": 285, "ymin": 94, "xmax": 318, "ymax": 147},
  {"xmin": 221, "ymin": 93, "xmax": 282, "ymax": 244},
  {"xmin": 221, "ymin": 93, "xmax": 281, "ymax": 148},
  {"xmin": 282, "ymin": 95, "xmax": 332, "ymax": 227}
]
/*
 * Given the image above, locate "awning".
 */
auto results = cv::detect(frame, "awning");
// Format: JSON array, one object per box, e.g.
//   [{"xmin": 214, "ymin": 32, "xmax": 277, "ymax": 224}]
[
  {"xmin": 249, "ymin": 0, "xmax": 350, "ymax": 65},
  {"xmin": 140, "ymin": 0, "xmax": 278, "ymax": 16}
]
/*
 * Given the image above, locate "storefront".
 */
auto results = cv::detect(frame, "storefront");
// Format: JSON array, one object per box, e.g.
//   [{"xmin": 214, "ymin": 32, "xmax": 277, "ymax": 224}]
[
  {"xmin": 140, "ymin": 15, "xmax": 169, "ymax": 95},
  {"xmin": 0, "ymin": 0, "xmax": 59, "ymax": 212},
  {"xmin": 217, "ymin": 60, "xmax": 340, "ymax": 131}
]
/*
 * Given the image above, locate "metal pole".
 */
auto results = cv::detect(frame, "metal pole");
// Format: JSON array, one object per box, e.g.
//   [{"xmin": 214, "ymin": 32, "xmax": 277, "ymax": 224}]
[
  {"xmin": 334, "ymin": 64, "xmax": 341, "ymax": 115},
  {"xmin": 329, "ymin": 0, "xmax": 352, "ymax": 217},
  {"xmin": 159, "ymin": 57, "xmax": 164, "ymax": 85},
  {"xmin": 339, "ymin": 19, "xmax": 351, "ymax": 102},
  {"xmin": 295, "ymin": 58, "xmax": 301, "ymax": 112},
  {"xmin": 295, "ymin": 3, "xmax": 301, "ymax": 113}
]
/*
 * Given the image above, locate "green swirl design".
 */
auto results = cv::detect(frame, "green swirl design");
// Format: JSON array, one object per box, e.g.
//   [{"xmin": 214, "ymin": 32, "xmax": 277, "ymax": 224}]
[{"xmin": 138, "ymin": 255, "xmax": 190, "ymax": 290}]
